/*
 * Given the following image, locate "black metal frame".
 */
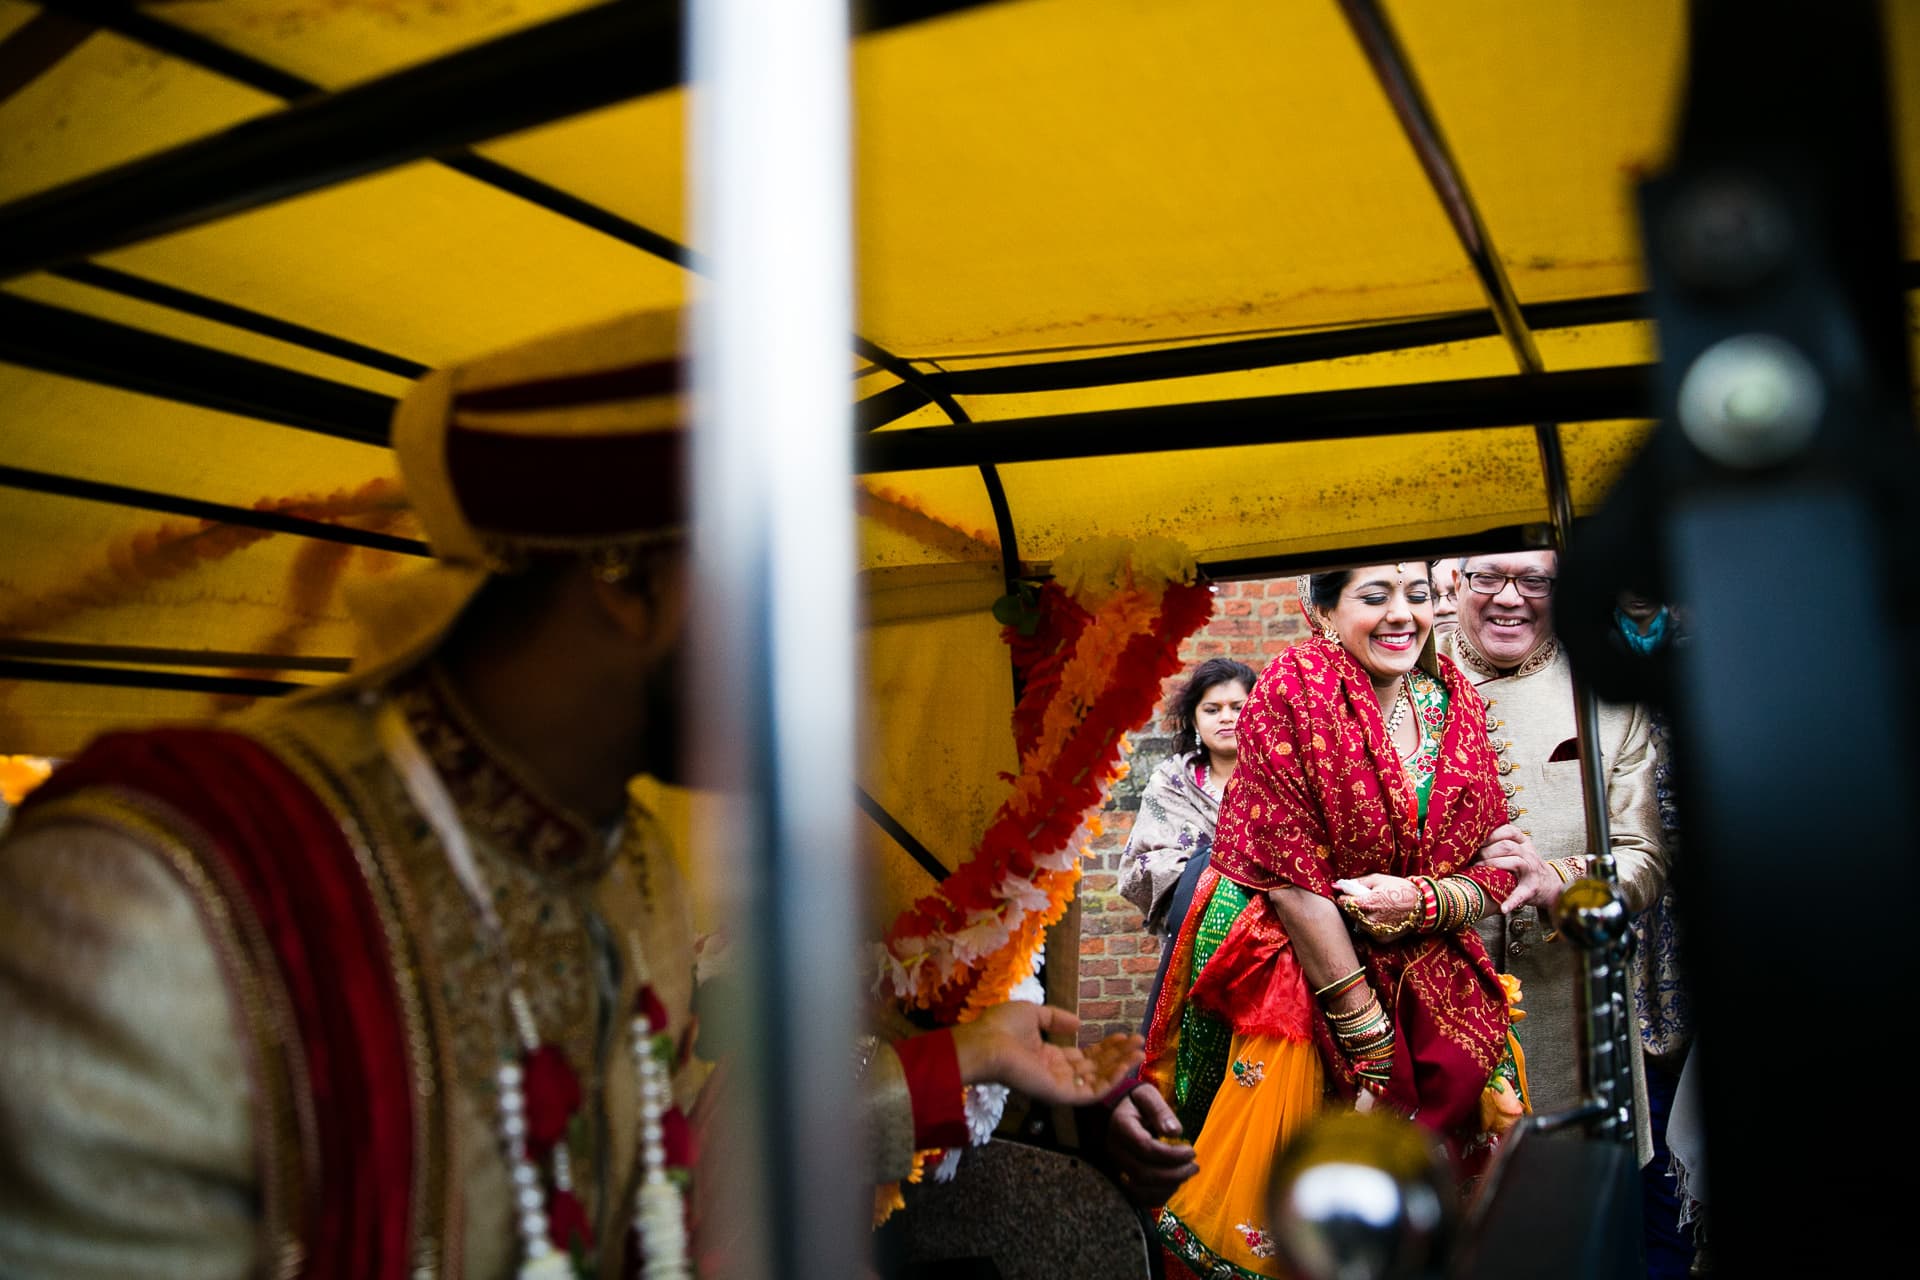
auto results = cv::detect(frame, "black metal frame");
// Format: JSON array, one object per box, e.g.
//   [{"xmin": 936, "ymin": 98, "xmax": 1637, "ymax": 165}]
[
  {"xmin": 1338, "ymin": 0, "xmax": 1637, "ymax": 1151},
  {"xmin": 0, "ymin": 294, "xmax": 396, "ymax": 444},
  {"xmin": 0, "ymin": 639, "xmax": 350, "ymax": 673},
  {"xmin": 47, "ymin": 262, "xmax": 429, "ymax": 379},
  {"xmin": 854, "ymin": 785, "xmax": 951, "ymax": 883},
  {"xmin": 0, "ymin": 464, "xmax": 429, "ymax": 557},
  {"xmin": 859, "ymin": 365, "xmax": 1652, "ymax": 471},
  {"xmin": 0, "ymin": 657, "xmax": 308, "ymax": 699}
]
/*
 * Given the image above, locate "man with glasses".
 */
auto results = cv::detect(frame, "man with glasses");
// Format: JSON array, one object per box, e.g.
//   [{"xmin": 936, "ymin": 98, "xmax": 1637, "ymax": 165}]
[{"xmin": 1441, "ymin": 551, "xmax": 1668, "ymax": 1160}]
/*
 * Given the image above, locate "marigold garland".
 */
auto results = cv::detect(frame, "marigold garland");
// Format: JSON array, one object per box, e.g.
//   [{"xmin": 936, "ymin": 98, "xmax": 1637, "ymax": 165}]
[
  {"xmin": 0, "ymin": 755, "xmax": 53, "ymax": 807},
  {"xmin": 856, "ymin": 481, "xmax": 1001, "ymax": 563},
  {"xmin": 0, "ymin": 478, "xmax": 407, "ymax": 645},
  {"xmin": 0, "ymin": 480, "xmax": 412, "ymax": 735},
  {"xmin": 875, "ymin": 537, "xmax": 1213, "ymax": 1024},
  {"xmin": 868, "ymin": 538, "xmax": 1210, "ymax": 1223}
]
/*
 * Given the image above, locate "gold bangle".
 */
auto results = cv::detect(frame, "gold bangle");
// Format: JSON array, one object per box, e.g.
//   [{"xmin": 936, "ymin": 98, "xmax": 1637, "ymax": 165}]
[
  {"xmin": 1445, "ymin": 875, "xmax": 1486, "ymax": 925},
  {"xmin": 1314, "ymin": 967, "xmax": 1367, "ymax": 1001},
  {"xmin": 1326, "ymin": 993, "xmax": 1383, "ymax": 1026}
]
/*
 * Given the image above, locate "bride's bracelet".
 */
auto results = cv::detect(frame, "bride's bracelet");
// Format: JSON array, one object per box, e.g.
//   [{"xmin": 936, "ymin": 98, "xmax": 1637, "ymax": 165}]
[
  {"xmin": 1549, "ymin": 855, "xmax": 1588, "ymax": 886},
  {"xmin": 1327, "ymin": 989, "xmax": 1395, "ymax": 1066},
  {"xmin": 1411, "ymin": 874, "xmax": 1487, "ymax": 932}
]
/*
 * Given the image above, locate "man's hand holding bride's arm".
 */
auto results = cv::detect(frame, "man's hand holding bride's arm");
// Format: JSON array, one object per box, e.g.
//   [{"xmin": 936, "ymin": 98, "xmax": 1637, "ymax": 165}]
[{"xmin": 1472, "ymin": 823, "xmax": 1559, "ymax": 912}]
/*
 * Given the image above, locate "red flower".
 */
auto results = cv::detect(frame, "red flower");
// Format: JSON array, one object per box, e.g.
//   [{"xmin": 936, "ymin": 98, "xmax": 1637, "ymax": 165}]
[
  {"xmin": 548, "ymin": 1187, "xmax": 591, "ymax": 1253},
  {"xmin": 523, "ymin": 1043, "xmax": 583, "ymax": 1155},
  {"xmin": 634, "ymin": 985, "xmax": 669, "ymax": 1035},
  {"xmin": 660, "ymin": 1105, "xmax": 695, "ymax": 1169}
]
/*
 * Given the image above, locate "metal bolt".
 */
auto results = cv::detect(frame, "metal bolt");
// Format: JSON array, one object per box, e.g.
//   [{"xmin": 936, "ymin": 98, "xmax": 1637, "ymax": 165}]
[{"xmin": 1677, "ymin": 334, "xmax": 1824, "ymax": 468}]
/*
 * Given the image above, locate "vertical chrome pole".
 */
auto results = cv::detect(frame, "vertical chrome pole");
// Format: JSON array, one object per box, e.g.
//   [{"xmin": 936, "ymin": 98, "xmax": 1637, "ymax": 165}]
[{"xmin": 690, "ymin": 0, "xmax": 863, "ymax": 1274}]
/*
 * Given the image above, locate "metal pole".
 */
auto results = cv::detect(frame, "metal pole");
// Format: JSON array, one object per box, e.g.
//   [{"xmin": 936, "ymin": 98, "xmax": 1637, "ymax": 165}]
[
  {"xmin": 1336, "ymin": 0, "xmax": 1634, "ymax": 1142},
  {"xmin": 689, "ymin": 0, "xmax": 863, "ymax": 1275}
]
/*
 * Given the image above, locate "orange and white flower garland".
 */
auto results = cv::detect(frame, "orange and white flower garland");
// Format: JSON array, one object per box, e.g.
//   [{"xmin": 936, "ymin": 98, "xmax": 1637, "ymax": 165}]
[{"xmin": 875, "ymin": 537, "xmax": 1214, "ymax": 1023}]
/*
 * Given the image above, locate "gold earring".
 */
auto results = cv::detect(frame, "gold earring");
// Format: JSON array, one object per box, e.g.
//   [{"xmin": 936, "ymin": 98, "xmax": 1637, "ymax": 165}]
[{"xmin": 1322, "ymin": 623, "xmax": 1339, "ymax": 643}]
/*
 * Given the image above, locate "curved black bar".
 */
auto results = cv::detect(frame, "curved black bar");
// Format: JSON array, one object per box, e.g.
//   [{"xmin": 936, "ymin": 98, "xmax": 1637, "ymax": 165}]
[
  {"xmin": 0, "ymin": 1, "xmax": 684, "ymax": 279},
  {"xmin": 1199, "ymin": 522, "xmax": 1546, "ymax": 583},
  {"xmin": 1338, "ymin": 0, "xmax": 1630, "ymax": 1146},
  {"xmin": 49, "ymin": 263, "xmax": 430, "ymax": 379},
  {"xmin": 0, "ymin": 639, "xmax": 352, "ymax": 674},
  {"xmin": 858, "ymin": 364, "xmax": 1654, "ymax": 473},
  {"xmin": 0, "ymin": 464, "xmax": 430, "ymax": 557},
  {"xmin": 0, "ymin": 294, "xmax": 397, "ymax": 444},
  {"xmin": 853, "ymin": 785, "xmax": 951, "ymax": 883},
  {"xmin": 0, "ymin": 657, "xmax": 307, "ymax": 699}
]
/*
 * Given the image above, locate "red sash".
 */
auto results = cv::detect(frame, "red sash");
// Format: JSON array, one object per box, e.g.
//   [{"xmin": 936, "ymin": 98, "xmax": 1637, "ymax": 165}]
[{"xmin": 28, "ymin": 728, "xmax": 417, "ymax": 1279}]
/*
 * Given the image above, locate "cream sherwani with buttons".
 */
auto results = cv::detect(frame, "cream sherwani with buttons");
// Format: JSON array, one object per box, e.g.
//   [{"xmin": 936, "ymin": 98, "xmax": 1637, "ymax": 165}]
[{"xmin": 1439, "ymin": 632, "xmax": 1666, "ymax": 1163}]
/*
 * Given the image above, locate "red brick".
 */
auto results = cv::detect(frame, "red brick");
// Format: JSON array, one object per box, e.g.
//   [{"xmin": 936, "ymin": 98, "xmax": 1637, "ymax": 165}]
[
  {"xmin": 1121, "ymin": 953, "xmax": 1161, "ymax": 975},
  {"xmin": 1081, "ymin": 936, "xmax": 1107, "ymax": 956},
  {"xmin": 1192, "ymin": 639, "xmax": 1227, "ymax": 657},
  {"xmin": 1082, "ymin": 873, "xmax": 1117, "ymax": 893},
  {"xmin": 1081, "ymin": 999, "xmax": 1122, "ymax": 1019},
  {"xmin": 1105, "ymin": 934, "xmax": 1142, "ymax": 956},
  {"xmin": 1122, "ymin": 998, "xmax": 1148, "ymax": 1022},
  {"xmin": 1209, "ymin": 617, "xmax": 1263, "ymax": 637},
  {"xmin": 1222, "ymin": 599, "xmax": 1253, "ymax": 617},
  {"xmin": 1227, "ymin": 640, "xmax": 1258, "ymax": 657},
  {"xmin": 1082, "ymin": 957, "xmax": 1118, "ymax": 977},
  {"xmin": 1079, "ymin": 978, "xmax": 1104, "ymax": 1000},
  {"xmin": 1257, "ymin": 600, "xmax": 1281, "ymax": 618}
]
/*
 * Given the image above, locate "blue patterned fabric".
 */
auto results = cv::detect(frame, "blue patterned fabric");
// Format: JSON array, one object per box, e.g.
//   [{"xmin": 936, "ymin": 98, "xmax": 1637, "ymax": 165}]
[{"xmin": 1631, "ymin": 713, "xmax": 1691, "ymax": 1057}]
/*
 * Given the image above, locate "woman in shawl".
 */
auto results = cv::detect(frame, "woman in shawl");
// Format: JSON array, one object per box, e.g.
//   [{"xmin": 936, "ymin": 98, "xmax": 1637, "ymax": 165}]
[
  {"xmin": 1120, "ymin": 658, "xmax": 1257, "ymax": 940},
  {"xmin": 1145, "ymin": 566, "xmax": 1528, "ymax": 1280}
]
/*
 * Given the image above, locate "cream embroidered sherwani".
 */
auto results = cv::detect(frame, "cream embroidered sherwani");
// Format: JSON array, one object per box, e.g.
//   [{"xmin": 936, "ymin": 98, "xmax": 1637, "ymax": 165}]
[
  {"xmin": 0, "ymin": 667, "xmax": 701, "ymax": 1280},
  {"xmin": 1438, "ymin": 633, "xmax": 1666, "ymax": 1162}
]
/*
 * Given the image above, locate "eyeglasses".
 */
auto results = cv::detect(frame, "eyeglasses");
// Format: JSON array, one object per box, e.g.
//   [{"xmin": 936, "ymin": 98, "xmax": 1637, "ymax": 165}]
[{"xmin": 1463, "ymin": 571, "xmax": 1555, "ymax": 599}]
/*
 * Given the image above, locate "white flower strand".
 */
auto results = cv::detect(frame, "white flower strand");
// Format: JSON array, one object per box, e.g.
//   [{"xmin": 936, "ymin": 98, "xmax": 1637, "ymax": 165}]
[
  {"xmin": 496, "ymin": 1060, "xmax": 574, "ymax": 1279},
  {"xmin": 630, "ymin": 1007, "xmax": 690, "ymax": 1280},
  {"xmin": 380, "ymin": 704, "xmax": 581, "ymax": 1280},
  {"xmin": 933, "ymin": 949, "xmax": 1046, "ymax": 1182}
]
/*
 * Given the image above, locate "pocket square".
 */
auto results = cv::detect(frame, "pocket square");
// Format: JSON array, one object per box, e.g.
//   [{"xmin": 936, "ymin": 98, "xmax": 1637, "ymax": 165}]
[{"xmin": 1547, "ymin": 738, "xmax": 1580, "ymax": 763}]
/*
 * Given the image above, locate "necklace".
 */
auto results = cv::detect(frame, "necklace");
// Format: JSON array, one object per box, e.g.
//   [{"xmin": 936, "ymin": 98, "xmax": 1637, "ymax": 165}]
[
  {"xmin": 1383, "ymin": 673, "xmax": 1414, "ymax": 747},
  {"xmin": 378, "ymin": 702, "xmax": 690, "ymax": 1280}
]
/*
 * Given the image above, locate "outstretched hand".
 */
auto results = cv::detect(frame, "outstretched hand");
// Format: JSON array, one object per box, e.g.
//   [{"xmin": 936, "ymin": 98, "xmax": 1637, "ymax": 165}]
[{"xmin": 950, "ymin": 1002, "xmax": 1143, "ymax": 1106}]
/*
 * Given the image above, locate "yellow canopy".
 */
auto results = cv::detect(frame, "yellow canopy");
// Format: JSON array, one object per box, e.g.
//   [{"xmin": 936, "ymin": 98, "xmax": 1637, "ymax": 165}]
[{"xmin": 1, "ymin": 0, "xmax": 1915, "ymax": 927}]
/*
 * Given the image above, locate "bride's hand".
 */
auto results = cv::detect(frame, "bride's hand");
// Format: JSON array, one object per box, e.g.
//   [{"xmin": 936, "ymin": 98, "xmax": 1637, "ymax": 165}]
[{"xmin": 1334, "ymin": 874, "xmax": 1422, "ymax": 940}]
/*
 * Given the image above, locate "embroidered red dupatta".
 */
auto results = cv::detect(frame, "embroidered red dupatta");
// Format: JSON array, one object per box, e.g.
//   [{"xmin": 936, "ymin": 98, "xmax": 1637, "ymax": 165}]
[{"xmin": 1208, "ymin": 638, "xmax": 1516, "ymax": 1134}]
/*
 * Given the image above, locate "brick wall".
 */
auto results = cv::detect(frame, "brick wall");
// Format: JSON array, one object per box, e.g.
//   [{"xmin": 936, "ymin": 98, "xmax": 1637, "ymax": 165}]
[{"xmin": 1077, "ymin": 577, "xmax": 1310, "ymax": 1047}]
